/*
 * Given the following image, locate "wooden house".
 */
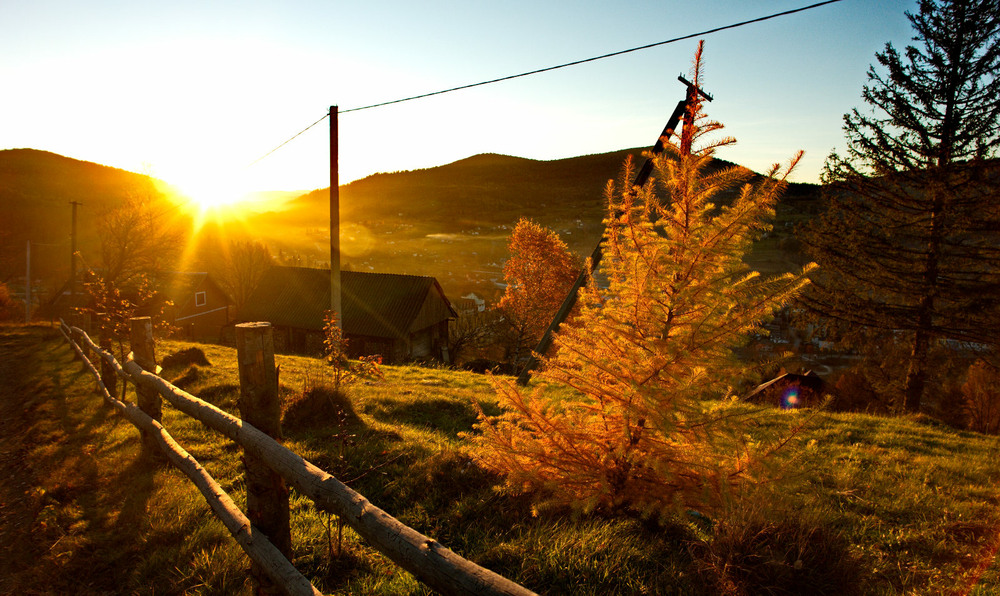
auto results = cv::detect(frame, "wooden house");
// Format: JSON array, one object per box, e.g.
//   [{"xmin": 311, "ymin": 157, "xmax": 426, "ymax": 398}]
[
  {"xmin": 155, "ymin": 272, "xmax": 232, "ymax": 340},
  {"xmin": 240, "ymin": 266, "xmax": 457, "ymax": 363},
  {"xmin": 745, "ymin": 370, "xmax": 825, "ymax": 409}
]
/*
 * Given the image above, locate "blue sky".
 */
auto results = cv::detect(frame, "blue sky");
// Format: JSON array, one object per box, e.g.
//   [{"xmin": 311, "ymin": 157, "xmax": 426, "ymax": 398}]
[{"xmin": 0, "ymin": 0, "xmax": 917, "ymax": 202}]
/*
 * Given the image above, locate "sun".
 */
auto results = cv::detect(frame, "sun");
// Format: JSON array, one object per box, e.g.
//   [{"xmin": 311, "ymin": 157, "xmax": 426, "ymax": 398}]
[{"xmin": 175, "ymin": 173, "xmax": 251, "ymax": 214}]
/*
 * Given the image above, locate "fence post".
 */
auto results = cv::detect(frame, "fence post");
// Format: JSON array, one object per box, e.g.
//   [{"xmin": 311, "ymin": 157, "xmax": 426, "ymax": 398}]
[
  {"xmin": 129, "ymin": 317, "xmax": 161, "ymax": 456},
  {"xmin": 99, "ymin": 318, "xmax": 118, "ymax": 400},
  {"xmin": 235, "ymin": 322, "xmax": 292, "ymax": 594},
  {"xmin": 78, "ymin": 326, "xmax": 91, "ymax": 366},
  {"xmin": 69, "ymin": 313, "xmax": 82, "ymax": 360},
  {"xmin": 82, "ymin": 311, "xmax": 92, "ymax": 335}
]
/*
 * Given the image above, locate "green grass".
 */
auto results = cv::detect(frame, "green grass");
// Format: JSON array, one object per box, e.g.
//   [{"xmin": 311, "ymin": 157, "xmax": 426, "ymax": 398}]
[{"xmin": 2, "ymin": 323, "xmax": 1000, "ymax": 594}]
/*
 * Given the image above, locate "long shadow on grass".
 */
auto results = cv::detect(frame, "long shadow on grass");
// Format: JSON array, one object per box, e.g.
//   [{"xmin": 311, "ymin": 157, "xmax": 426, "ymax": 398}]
[{"xmin": 364, "ymin": 397, "xmax": 502, "ymax": 437}]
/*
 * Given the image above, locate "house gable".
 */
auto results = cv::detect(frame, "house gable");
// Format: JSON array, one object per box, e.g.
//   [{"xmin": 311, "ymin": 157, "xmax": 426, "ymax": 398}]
[{"xmin": 241, "ymin": 266, "xmax": 455, "ymax": 341}]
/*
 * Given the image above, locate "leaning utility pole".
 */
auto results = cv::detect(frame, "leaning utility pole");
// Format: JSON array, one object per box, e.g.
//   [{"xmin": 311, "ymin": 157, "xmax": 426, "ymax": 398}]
[
  {"xmin": 329, "ymin": 106, "xmax": 342, "ymax": 328},
  {"xmin": 516, "ymin": 75, "xmax": 713, "ymax": 385}
]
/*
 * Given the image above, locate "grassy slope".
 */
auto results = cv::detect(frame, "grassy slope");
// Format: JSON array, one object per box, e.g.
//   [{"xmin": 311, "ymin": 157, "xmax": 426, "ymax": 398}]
[{"xmin": 2, "ymin": 323, "xmax": 998, "ymax": 595}]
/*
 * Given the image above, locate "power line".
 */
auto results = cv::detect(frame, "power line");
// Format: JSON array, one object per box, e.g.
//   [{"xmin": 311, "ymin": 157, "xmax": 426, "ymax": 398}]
[
  {"xmin": 248, "ymin": 0, "xmax": 845, "ymax": 165},
  {"xmin": 341, "ymin": 0, "xmax": 844, "ymax": 114},
  {"xmin": 247, "ymin": 112, "xmax": 330, "ymax": 167}
]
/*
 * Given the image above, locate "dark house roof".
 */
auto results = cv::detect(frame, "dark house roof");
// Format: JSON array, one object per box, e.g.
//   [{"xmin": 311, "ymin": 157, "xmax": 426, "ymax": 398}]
[
  {"xmin": 240, "ymin": 266, "xmax": 457, "ymax": 339},
  {"xmin": 157, "ymin": 272, "xmax": 229, "ymax": 308},
  {"xmin": 745, "ymin": 371, "xmax": 824, "ymax": 402}
]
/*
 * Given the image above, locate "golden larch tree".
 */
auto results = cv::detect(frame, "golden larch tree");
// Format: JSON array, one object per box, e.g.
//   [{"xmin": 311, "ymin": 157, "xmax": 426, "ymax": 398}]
[{"xmin": 469, "ymin": 43, "xmax": 816, "ymax": 517}]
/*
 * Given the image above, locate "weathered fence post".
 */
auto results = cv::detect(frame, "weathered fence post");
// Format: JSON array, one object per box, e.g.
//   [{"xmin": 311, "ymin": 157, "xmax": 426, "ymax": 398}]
[
  {"xmin": 99, "ymin": 318, "xmax": 117, "ymax": 400},
  {"xmin": 77, "ymin": 326, "xmax": 91, "ymax": 367},
  {"xmin": 129, "ymin": 317, "xmax": 161, "ymax": 456},
  {"xmin": 236, "ymin": 322, "xmax": 292, "ymax": 594},
  {"xmin": 68, "ymin": 313, "xmax": 82, "ymax": 360}
]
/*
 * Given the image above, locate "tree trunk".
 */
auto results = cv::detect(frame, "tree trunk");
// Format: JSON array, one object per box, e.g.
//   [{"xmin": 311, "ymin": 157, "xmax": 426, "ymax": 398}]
[{"xmin": 903, "ymin": 327, "xmax": 930, "ymax": 412}]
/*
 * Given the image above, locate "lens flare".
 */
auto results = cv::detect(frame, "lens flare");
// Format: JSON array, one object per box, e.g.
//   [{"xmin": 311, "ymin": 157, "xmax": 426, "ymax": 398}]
[{"xmin": 782, "ymin": 385, "xmax": 800, "ymax": 409}]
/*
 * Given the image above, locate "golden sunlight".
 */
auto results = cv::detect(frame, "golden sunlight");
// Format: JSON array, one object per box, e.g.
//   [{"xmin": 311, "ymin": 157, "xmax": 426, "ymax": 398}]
[{"xmin": 175, "ymin": 173, "xmax": 252, "ymax": 213}]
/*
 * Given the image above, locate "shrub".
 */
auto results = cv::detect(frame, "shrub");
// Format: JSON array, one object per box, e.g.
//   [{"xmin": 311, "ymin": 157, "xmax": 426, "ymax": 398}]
[
  {"xmin": 830, "ymin": 370, "xmax": 888, "ymax": 414},
  {"xmin": 689, "ymin": 504, "xmax": 862, "ymax": 595},
  {"xmin": 322, "ymin": 310, "xmax": 383, "ymax": 391},
  {"xmin": 960, "ymin": 360, "xmax": 1000, "ymax": 434},
  {"xmin": 0, "ymin": 282, "xmax": 24, "ymax": 322}
]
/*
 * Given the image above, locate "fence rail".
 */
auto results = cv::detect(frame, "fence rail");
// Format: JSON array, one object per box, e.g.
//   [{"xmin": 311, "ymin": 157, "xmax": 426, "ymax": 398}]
[{"xmin": 60, "ymin": 319, "xmax": 536, "ymax": 596}]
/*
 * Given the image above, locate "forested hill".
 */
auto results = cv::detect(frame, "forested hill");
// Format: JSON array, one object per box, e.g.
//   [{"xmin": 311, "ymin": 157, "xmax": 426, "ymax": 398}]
[
  {"xmin": 0, "ymin": 146, "xmax": 820, "ymax": 296},
  {"xmin": 263, "ymin": 148, "xmax": 820, "ymax": 236},
  {"xmin": 264, "ymin": 149, "xmax": 647, "ymax": 233},
  {"xmin": 0, "ymin": 149, "xmax": 174, "ymax": 283},
  {"xmin": 0, "ymin": 148, "xmax": 161, "ymax": 241}
]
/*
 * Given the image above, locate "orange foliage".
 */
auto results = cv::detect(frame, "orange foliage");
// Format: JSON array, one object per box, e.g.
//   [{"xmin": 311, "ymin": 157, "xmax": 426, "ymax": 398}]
[
  {"xmin": 497, "ymin": 218, "xmax": 580, "ymax": 367},
  {"xmin": 469, "ymin": 42, "xmax": 815, "ymax": 518}
]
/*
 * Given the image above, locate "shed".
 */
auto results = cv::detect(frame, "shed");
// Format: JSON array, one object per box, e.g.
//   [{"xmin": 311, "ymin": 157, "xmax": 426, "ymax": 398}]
[{"xmin": 240, "ymin": 266, "xmax": 457, "ymax": 363}]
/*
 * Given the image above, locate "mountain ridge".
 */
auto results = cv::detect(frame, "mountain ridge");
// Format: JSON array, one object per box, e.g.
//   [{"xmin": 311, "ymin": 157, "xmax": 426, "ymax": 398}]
[{"xmin": 0, "ymin": 147, "xmax": 819, "ymax": 297}]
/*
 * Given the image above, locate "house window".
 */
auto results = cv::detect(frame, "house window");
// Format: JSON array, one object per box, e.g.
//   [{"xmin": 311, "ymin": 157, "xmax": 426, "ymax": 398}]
[{"xmin": 195, "ymin": 291, "xmax": 207, "ymax": 307}]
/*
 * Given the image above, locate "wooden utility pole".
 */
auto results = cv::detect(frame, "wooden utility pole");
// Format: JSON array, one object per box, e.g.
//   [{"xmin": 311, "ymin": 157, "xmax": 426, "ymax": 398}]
[
  {"xmin": 235, "ymin": 322, "xmax": 292, "ymax": 595},
  {"xmin": 25, "ymin": 240, "xmax": 31, "ymax": 323},
  {"xmin": 329, "ymin": 106, "xmax": 342, "ymax": 328},
  {"xmin": 69, "ymin": 201, "xmax": 81, "ymax": 300},
  {"xmin": 516, "ymin": 75, "xmax": 712, "ymax": 385}
]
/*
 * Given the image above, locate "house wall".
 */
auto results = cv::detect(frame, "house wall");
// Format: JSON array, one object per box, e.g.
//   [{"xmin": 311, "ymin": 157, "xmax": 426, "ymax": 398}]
[
  {"xmin": 411, "ymin": 287, "xmax": 455, "ymax": 332},
  {"xmin": 408, "ymin": 320, "xmax": 450, "ymax": 363},
  {"xmin": 172, "ymin": 282, "xmax": 230, "ymax": 340},
  {"xmin": 346, "ymin": 334, "xmax": 397, "ymax": 363}
]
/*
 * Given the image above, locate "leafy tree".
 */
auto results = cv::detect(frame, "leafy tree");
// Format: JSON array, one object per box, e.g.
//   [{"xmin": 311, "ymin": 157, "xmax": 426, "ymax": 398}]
[
  {"xmin": 208, "ymin": 239, "xmax": 273, "ymax": 316},
  {"xmin": 98, "ymin": 183, "xmax": 184, "ymax": 288},
  {"xmin": 497, "ymin": 218, "xmax": 580, "ymax": 371},
  {"xmin": 801, "ymin": 0, "xmax": 1000, "ymax": 412},
  {"xmin": 83, "ymin": 273, "xmax": 166, "ymax": 355},
  {"xmin": 469, "ymin": 44, "xmax": 815, "ymax": 517}
]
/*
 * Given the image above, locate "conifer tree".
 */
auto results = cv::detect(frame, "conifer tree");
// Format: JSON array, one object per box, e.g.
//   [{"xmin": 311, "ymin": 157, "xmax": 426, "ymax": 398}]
[
  {"xmin": 469, "ymin": 44, "xmax": 815, "ymax": 516},
  {"xmin": 801, "ymin": 0, "xmax": 1000, "ymax": 412},
  {"xmin": 497, "ymin": 218, "xmax": 580, "ymax": 371}
]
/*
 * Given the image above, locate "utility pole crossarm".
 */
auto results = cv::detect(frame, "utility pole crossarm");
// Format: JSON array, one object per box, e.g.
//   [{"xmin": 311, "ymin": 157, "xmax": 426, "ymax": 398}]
[{"xmin": 515, "ymin": 75, "xmax": 713, "ymax": 385}]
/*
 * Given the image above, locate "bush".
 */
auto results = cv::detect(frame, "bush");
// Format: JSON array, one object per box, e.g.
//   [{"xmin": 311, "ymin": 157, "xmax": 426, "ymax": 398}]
[
  {"xmin": 830, "ymin": 370, "xmax": 888, "ymax": 414},
  {"xmin": 282, "ymin": 384, "xmax": 360, "ymax": 431},
  {"xmin": 960, "ymin": 360, "xmax": 1000, "ymax": 434},
  {"xmin": 0, "ymin": 282, "xmax": 24, "ymax": 322},
  {"xmin": 690, "ymin": 504, "xmax": 863, "ymax": 595},
  {"xmin": 161, "ymin": 347, "xmax": 211, "ymax": 369}
]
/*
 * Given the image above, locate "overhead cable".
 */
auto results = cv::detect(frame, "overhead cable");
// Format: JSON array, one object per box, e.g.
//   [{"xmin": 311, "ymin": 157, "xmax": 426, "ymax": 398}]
[{"xmin": 249, "ymin": 0, "xmax": 845, "ymax": 165}]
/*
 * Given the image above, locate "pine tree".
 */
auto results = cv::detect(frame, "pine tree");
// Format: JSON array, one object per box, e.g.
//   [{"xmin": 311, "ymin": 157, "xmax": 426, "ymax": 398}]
[
  {"xmin": 802, "ymin": 0, "xmax": 1000, "ymax": 412},
  {"xmin": 469, "ymin": 44, "xmax": 815, "ymax": 517}
]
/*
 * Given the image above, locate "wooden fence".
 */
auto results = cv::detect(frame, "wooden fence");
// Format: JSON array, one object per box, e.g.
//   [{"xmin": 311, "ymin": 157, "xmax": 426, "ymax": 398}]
[{"xmin": 59, "ymin": 317, "xmax": 536, "ymax": 596}]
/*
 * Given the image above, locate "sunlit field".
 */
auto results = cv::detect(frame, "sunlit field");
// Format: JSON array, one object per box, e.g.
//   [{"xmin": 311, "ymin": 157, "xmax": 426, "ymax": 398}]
[{"xmin": 3, "ymin": 324, "xmax": 999, "ymax": 595}]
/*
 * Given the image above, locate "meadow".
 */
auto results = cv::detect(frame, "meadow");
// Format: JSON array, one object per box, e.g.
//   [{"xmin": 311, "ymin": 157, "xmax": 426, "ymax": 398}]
[{"xmin": 2, "ymin": 323, "xmax": 999, "ymax": 594}]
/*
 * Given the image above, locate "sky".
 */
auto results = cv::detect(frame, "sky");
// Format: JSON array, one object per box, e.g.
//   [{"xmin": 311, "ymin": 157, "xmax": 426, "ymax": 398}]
[{"xmin": 1, "ymin": 0, "xmax": 918, "ymax": 204}]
